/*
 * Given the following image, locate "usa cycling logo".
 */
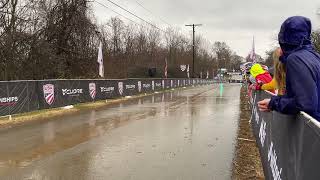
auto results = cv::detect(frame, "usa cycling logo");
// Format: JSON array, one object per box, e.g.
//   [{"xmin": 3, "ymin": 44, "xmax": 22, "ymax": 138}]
[
  {"xmin": 138, "ymin": 81, "xmax": 142, "ymax": 92},
  {"xmin": 43, "ymin": 84, "xmax": 54, "ymax": 105},
  {"xmin": 89, "ymin": 83, "xmax": 96, "ymax": 99},
  {"xmin": 118, "ymin": 82, "xmax": 124, "ymax": 95}
]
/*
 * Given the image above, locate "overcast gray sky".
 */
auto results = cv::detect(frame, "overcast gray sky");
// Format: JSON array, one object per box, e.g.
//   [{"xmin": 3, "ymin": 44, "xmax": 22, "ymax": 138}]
[{"xmin": 92, "ymin": 0, "xmax": 320, "ymax": 58}]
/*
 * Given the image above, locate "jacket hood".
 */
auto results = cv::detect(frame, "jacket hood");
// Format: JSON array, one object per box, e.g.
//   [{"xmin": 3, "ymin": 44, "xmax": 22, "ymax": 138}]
[
  {"xmin": 250, "ymin": 64, "xmax": 266, "ymax": 78},
  {"xmin": 278, "ymin": 16, "xmax": 313, "ymax": 63}
]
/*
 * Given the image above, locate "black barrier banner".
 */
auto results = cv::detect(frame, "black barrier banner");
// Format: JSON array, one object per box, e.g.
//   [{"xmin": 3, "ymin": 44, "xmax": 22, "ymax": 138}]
[
  {"xmin": 186, "ymin": 79, "xmax": 190, "ymax": 86},
  {"xmin": 38, "ymin": 80, "xmax": 91, "ymax": 109},
  {"xmin": 251, "ymin": 91, "xmax": 320, "ymax": 180},
  {"xmin": 123, "ymin": 80, "xmax": 138, "ymax": 96},
  {"xmin": 137, "ymin": 80, "xmax": 153, "ymax": 93},
  {"xmin": 164, "ymin": 79, "xmax": 171, "ymax": 89},
  {"xmin": 173, "ymin": 79, "xmax": 177, "ymax": 88},
  {"xmin": 95, "ymin": 80, "xmax": 119, "ymax": 100},
  {"xmin": 0, "ymin": 81, "xmax": 39, "ymax": 116},
  {"xmin": 0, "ymin": 82, "xmax": 9, "ymax": 116},
  {"xmin": 0, "ymin": 78, "xmax": 213, "ymax": 116},
  {"xmin": 154, "ymin": 80, "xmax": 163, "ymax": 91}
]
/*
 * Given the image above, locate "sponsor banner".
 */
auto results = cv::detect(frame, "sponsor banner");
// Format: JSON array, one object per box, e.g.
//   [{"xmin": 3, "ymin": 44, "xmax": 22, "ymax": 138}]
[
  {"xmin": 89, "ymin": 82, "xmax": 96, "ymax": 100},
  {"xmin": 95, "ymin": 80, "xmax": 119, "ymax": 99},
  {"xmin": 0, "ymin": 82, "xmax": 9, "ymax": 115},
  {"xmin": 135, "ymin": 80, "xmax": 153, "ymax": 93},
  {"xmin": 154, "ymin": 80, "xmax": 163, "ymax": 91},
  {"xmin": 0, "ymin": 78, "xmax": 213, "ymax": 116},
  {"xmin": 139, "ymin": 80, "xmax": 153, "ymax": 93},
  {"xmin": 123, "ymin": 80, "xmax": 138, "ymax": 96},
  {"xmin": 251, "ymin": 91, "xmax": 320, "ymax": 180},
  {"xmin": 0, "ymin": 81, "xmax": 38, "ymax": 116},
  {"xmin": 38, "ymin": 80, "xmax": 89, "ymax": 108}
]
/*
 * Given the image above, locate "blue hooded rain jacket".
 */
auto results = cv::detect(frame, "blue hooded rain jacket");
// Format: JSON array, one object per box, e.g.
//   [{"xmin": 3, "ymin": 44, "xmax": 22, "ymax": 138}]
[{"xmin": 269, "ymin": 16, "xmax": 320, "ymax": 121}]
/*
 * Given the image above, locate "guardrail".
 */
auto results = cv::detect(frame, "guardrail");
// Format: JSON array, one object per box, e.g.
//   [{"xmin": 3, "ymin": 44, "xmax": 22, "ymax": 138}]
[
  {"xmin": 250, "ymin": 91, "xmax": 320, "ymax": 180},
  {"xmin": 0, "ymin": 78, "xmax": 214, "ymax": 116}
]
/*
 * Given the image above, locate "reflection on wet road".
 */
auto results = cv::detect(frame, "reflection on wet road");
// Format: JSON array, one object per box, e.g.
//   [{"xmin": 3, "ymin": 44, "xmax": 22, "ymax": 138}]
[{"xmin": 0, "ymin": 84, "xmax": 241, "ymax": 180}]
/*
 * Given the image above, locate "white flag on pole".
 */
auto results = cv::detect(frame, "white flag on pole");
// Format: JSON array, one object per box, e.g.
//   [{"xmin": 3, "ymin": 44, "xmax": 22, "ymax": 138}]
[
  {"xmin": 164, "ymin": 58, "xmax": 168, "ymax": 78},
  {"xmin": 97, "ymin": 41, "xmax": 104, "ymax": 78},
  {"xmin": 187, "ymin": 64, "xmax": 190, "ymax": 78}
]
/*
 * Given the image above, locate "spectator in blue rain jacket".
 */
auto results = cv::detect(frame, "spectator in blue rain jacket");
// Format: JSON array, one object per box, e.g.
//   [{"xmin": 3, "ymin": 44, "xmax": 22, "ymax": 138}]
[{"xmin": 258, "ymin": 16, "xmax": 320, "ymax": 121}]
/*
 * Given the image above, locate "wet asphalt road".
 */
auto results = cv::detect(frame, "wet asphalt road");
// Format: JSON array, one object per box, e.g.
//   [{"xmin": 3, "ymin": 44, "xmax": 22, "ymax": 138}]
[{"xmin": 0, "ymin": 84, "xmax": 241, "ymax": 180}]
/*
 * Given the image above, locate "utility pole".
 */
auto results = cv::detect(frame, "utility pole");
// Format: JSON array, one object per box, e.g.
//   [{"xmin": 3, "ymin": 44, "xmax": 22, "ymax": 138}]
[{"xmin": 185, "ymin": 24, "xmax": 202, "ymax": 78}]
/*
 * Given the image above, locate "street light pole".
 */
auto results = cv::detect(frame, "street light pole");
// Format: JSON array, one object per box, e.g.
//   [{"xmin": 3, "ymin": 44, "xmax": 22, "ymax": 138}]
[{"xmin": 185, "ymin": 24, "xmax": 202, "ymax": 78}]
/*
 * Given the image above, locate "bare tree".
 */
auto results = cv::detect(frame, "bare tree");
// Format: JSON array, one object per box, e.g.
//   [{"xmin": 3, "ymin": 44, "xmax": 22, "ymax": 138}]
[
  {"xmin": 0, "ymin": 0, "xmax": 243, "ymax": 80},
  {"xmin": 312, "ymin": 31, "xmax": 320, "ymax": 53}
]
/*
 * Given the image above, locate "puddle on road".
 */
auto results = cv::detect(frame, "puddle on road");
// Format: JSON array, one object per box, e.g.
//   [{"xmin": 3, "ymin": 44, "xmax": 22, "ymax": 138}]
[{"xmin": 0, "ymin": 85, "xmax": 241, "ymax": 180}]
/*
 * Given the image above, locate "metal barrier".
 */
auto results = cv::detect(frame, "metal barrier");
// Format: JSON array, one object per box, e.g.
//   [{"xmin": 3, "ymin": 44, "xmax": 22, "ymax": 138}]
[{"xmin": 251, "ymin": 91, "xmax": 320, "ymax": 180}]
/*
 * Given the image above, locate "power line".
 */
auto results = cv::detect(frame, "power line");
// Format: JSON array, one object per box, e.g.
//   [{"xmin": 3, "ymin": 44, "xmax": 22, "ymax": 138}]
[
  {"xmin": 133, "ymin": 0, "xmax": 172, "ymax": 27},
  {"xmin": 104, "ymin": 0, "xmax": 165, "ymax": 33},
  {"xmin": 95, "ymin": 0, "xmax": 141, "ymax": 26}
]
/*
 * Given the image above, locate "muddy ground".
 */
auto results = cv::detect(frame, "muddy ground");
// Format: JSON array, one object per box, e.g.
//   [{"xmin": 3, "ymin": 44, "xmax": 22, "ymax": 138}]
[{"xmin": 232, "ymin": 87, "xmax": 264, "ymax": 180}]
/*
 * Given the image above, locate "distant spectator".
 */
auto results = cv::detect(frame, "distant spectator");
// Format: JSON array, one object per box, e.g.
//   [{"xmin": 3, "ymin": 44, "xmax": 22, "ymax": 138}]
[
  {"xmin": 249, "ymin": 63, "xmax": 273, "ymax": 91},
  {"xmin": 268, "ymin": 67, "xmax": 274, "ymax": 77},
  {"xmin": 261, "ymin": 48, "xmax": 286, "ymax": 95},
  {"xmin": 249, "ymin": 75, "xmax": 256, "ymax": 84},
  {"xmin": 258, "ymin": 16, "xmax": 320, "ymax": 121}
]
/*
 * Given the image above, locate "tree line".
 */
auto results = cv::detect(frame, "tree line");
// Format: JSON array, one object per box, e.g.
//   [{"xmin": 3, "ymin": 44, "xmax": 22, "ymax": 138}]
[{"xmin": 0, "ymin": 0, "xmax": 243, "ymax": 81}]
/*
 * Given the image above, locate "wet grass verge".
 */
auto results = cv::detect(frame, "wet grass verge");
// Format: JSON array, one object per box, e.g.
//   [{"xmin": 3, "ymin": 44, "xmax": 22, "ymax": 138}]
[
  {"xmin": 0, "ymin": 87, "xmax": 193, "ymax": 129},
  {"xmin": 232, "ymin": 86, "xmax": 264, "ymax": 180}
]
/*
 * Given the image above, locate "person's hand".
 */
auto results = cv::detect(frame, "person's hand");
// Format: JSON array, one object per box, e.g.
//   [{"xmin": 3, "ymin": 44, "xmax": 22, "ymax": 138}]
[{"xmin": 258, "ymin": 99, "xmax": 271, "ymax": 112}]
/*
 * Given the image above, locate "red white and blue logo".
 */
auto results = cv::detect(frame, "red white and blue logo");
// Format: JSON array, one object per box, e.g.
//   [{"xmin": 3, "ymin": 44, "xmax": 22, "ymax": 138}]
[
  {"xmin": 118, "ymin": 82, "xmax": 124, "ymax": 95},
  {"xmin": 138, "ymin": 81, "xmax": 142, "ymax": 92},
  {"xmin": 89, "ymin": 83, "xmax": 96, "ymax": 99},
  {"xmin": 43, "ymin": 84, "xmax": 54, "ymax": 105}
]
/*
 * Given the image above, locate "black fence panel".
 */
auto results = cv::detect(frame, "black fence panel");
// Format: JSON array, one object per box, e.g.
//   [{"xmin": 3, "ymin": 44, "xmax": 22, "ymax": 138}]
[
  {"xmin": 154, "ymin": 79, "xmax": 163, "ymax": 91},
  {"xmin": 28, "ymin": 81, "xmax": 40, "ymax": 112},
  {"xmin": 0, "ymin": 82, "xmax": 9, "ymax": 116},
  {"xmin": 7, "ymin": 81, "xmax": 29, "ymax": 115},
  {"xmin": 123, "ymin": 80, "xmax": 138, "ymax": 96},
  {"xmin": 163, "ymin": 79, "xmax": 171, "ymax": 89},
  {"xmin": 251, "ymin": 91, "xmax": 320, "ymax": 180},
  {"xmin": 137, "ymin": 79, "xmax": 153, "ymax": 93},
  {"xmin": 38, "ymin": 80, "xmax": 93, "ymax": 109},
  {"xmin": 95, "ymin": 80, "xmax": 120, "ymax": 100},
  {"xmin": 0, "ymin": 81, "xmax": 38, "ymax": 116},
  {"xmin": 0, "ymin": 78, "xmax": 213, "ymax": 116}
]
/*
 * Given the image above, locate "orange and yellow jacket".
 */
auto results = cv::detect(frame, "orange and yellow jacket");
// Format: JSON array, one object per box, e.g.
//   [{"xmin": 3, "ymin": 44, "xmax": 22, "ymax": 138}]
[
  {"xmin": 261, "ymin": 78, "xmax": 277, "ymax": 91},
  {"xmin": 261, "ymin": 78, "xmax": 285, "ymax": 95}
]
